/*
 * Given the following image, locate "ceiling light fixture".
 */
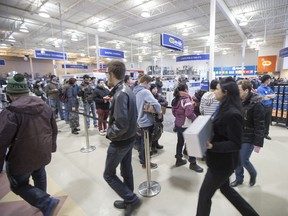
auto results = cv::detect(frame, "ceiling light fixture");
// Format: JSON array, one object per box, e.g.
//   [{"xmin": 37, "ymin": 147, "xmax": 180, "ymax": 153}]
[
  {"xmin": 54, "ymin": 41, "xmax": 60, "ymax": 48},
  {"xmin": 7, "ymin": 35, "xmax": 16, "ymax": 42},
  {"xmin": 38, "ymin": 7, "xmax": 50, "ymax": 18},
  {"xmin": 239, "ymin": 20, "xmax": 248, "ymax": 26},
  {"xmin": 97, "ymin": 25, "xmax": 106, "ymax": 32},
  {"xmin": 143, "ymin": 37, "xmax": 148, "ymax": 43},
  {"xmin": 115, "ymin": 43, "xmax": 120, "ymax": 49},
  {"xmin": 141, "ymin": 8, "xmax": 150, "ymax": 18},
  {"xmin": 222, "ymin": 50, "xmax": 227, "ymax": 55},
  {"xmin": 182, "ymin": 29, "xmax": 189, "ymax": 36},
  {"xmin": 71, "ymin": 33, "xmax": 78, "ymax": 42},
  {"xmin": 19, "ymin": 23, "xmax": 29, "ymax": 33}
]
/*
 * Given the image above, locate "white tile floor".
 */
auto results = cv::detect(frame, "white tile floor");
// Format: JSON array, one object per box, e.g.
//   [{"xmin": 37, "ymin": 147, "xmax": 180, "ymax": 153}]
[{"xmin": 46, "ymin": 109, "xmax": 288, "ymax": 216}]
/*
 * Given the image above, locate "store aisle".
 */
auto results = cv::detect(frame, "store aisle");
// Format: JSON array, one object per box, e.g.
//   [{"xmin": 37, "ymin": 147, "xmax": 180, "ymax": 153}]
[{"xmin": 1, "ymin": 109, "xmax": 288, "ymax": 216}]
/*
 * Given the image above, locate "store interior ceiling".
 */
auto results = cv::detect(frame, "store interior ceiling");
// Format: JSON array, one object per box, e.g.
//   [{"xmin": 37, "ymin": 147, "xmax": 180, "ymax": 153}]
[{"xmin": 0, "ymin": 0, "xmax": 287, "ymax": 64}]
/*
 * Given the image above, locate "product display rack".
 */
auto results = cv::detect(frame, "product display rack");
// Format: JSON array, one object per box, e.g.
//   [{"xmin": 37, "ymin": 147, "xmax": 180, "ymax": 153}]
[{"xmin": 272, "ymin": 83, "xmax": 288, "ymax": 128}]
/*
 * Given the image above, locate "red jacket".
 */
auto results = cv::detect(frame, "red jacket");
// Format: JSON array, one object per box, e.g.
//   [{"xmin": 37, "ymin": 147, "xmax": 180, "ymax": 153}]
[{"xmin": 0, "ymin": 96, "xmax": 57, "ymax": 175}]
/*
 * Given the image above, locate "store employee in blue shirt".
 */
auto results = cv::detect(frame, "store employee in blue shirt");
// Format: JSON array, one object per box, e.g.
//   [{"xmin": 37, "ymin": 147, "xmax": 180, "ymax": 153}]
[{"xmin": 257, "ymin": 75, "xmax": 276, "ymax": 140}]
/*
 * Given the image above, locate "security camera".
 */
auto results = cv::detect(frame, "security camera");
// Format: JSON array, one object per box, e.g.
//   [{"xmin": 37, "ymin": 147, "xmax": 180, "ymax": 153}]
[{"xmin": 10, "ymin": 43, "xmax": 14, "ymax": 47}]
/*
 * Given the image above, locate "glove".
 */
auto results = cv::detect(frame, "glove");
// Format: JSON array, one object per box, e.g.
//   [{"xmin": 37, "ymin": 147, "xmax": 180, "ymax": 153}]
[{"xmin": 253, "ymin": 145, "xmax": 261, "ymax": 153}]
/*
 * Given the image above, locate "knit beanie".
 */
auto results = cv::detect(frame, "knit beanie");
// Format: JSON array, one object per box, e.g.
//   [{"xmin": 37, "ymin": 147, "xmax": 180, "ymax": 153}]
[{"xmin": 6, "ymin": 74, "xmax": 29, "ymax": 95}]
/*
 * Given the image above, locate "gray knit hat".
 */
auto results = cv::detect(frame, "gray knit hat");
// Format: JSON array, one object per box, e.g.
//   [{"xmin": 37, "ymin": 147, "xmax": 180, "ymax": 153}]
[{"xmin": 6, "ymin": 74, "xmax": 29, "ymax": 95}]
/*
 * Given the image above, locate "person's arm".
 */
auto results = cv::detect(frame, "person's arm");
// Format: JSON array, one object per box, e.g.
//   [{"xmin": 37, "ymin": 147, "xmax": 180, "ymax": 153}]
[
  {"xmin": 50, "ymin": 111, "xmax": 58, "ymax": 152},
  {"xmin": 253, "ymin": 103, "xmax": 265, "ymax": 147},
  {"xmin": 0, "ymin": 110, "xmax": 18, "ymax": 172},
  {"xmin": 199, "ymin": 97, "xmax": 205, "ymax": 115}
]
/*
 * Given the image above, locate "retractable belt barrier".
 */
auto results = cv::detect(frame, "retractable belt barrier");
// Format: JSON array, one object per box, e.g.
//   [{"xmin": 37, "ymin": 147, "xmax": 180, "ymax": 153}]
[{"xmin": 138, "ymin": 129, "xmax": 161, "ymax": 197}]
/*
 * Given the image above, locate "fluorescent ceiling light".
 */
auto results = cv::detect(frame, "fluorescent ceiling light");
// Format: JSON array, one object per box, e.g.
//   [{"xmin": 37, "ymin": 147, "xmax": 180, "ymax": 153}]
[
  {"xmin": 222, "ymin": 50, "xmax": 227, "ymax": 55},
  {"xmin": 141, "ymin": 8, "xmax": 150, "ymax": 18},
  {"xmin": 71, "ymin": 34, "xmax": 78, "ymax": 41},
  {"xmin": 19, "ymin": 23, "xmax": 29, "ymax": 33},
  {"xmin": 115, "ymin": 43, "xmax": 120, "ymax": 49},
  {"xmin": 0, "ymin": 43, "xmax": 8, "ymax": 48},
  {"xmin": 7, "ymin": 35, "xmax": 16, "ymax": 42},
  {"xmin": 239, "ymin": 20, "xmax": 248, "ymax": 26},
  {"xmin": 38, "ymin": 7, "xmax": 50, "ymax": 18},
  {"xmin": 182, "ymin": 29, "xmax": 189, "ymax": 36},
  {"xmin": 97, "ymin": 25, "xmax": 106, "ymax": 32}
]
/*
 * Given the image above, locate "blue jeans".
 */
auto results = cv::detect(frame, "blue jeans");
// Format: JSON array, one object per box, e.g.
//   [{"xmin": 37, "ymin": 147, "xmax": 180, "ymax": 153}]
[
  {"xmin": 6, "ymin": 165, "xmax": 51, "ymax": 213},
  {"xmin": 83, "ymin": 102, "xmax": 97, "ymax": 126},
  {"xmin": 103, "ymin": 140, "xmax": 138, "ymax": 204},
  {"xmin": 175, "ymin": 126, "xmax": 196, "ymax": 163},
  {"xmin": 48, "ymin": 98, "xmax": 64, "ymax": 119},
  {"xmin": 139, "ymin": 125, "xmax": 154, "ymax": 164},
  {"xmin": 235, "ymin": 143, "xmax": 257, "ymax": 182}
]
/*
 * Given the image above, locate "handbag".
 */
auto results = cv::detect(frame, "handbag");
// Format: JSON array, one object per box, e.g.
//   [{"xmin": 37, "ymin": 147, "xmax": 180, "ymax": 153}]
[{"xmin": 143, "ymin": 102, "xmax": 157, "ymax": 114}]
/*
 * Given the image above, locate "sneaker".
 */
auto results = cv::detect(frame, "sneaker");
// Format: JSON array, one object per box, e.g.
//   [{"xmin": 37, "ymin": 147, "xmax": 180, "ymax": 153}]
[
  {"xmin": 99, "ymin": 130, "xmax": 106, "ymax": 136},
  {"xmin": 44, "ymin": 198, "xmax": 59, "ymax": 216},
  {"xmin": 71, "ymin": 130, "xmax": 79, "ymax": 135},
  {"xmin": 114, "ymin": 200, "xmax": 127, "ymax": 209},
  {"xmin": 189, "ymin": 163, "xmax": 203, "ymax": 173},
  {"xmin": 264, "ymin": 135, "xmax": 271, "ymax": 140},
  {"xmin": 94, "ymin": 125, "xmax": 98, "ymax": 128},
  {"xmin": 249, "ymin": 174, "xmax": 257, "ymax": 187},
  {"xmin": 156, "ymin": 144, "xmax": 163, "ymax": 149},
  {"xmin": 142, "ymin": 162, "xmax": 158, "ymax": 169},
  {"xmin": 125, "ymin": 199, "xmax": 142, "ymax": 216},
  {"xmin": 230, "ymin": 180, "xmax": 243, "ymax": 187}
]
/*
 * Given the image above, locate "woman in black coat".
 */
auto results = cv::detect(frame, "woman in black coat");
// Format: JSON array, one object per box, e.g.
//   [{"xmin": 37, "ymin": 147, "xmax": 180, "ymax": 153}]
[{"xmin": 196, "ymin": 77, "xmax": 259, "ymax": 216}]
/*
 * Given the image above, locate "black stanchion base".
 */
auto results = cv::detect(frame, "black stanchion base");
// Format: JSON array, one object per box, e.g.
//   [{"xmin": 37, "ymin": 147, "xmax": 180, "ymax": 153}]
[{"xmin": 138, "ymin": 181, "xmax": 161, "ymax": 197}]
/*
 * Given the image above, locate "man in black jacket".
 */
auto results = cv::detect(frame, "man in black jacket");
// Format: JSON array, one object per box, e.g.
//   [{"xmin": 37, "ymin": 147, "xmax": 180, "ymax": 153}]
[
  {"xmin": 230, "ymin": 79, "xmax": 265, "ymax": 187},
  {"xmin": 103, "ymin": 60, "xmax": 141, "ymax": 216}
]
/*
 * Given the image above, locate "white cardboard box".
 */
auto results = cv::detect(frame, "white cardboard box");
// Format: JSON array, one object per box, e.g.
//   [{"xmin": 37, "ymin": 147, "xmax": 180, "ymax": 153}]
[{"xmin": 183, "ymin": 115, "xmax": 212, "ymax": 158}]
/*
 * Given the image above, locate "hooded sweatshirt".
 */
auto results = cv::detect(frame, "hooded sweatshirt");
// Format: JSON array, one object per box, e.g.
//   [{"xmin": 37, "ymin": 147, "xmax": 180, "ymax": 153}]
[
  {"xmin": 0, "ymin": 96, "xmax": 57, "ymax": 175},
  {"xmin": 199, "ymin": 91, "xmax": 219, "ymax": 115},
  {"xmin": 133, "ymin": 85, "xmax": 162, "ymax": 128}
]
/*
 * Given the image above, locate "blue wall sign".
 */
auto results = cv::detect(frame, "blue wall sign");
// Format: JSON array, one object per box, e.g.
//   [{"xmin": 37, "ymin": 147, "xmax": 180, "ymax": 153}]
[
  {"xmin": 99, "ymin": 48, "xmax": 124, "ymax": 58},
  {"xmin": 279, "ymin": 47, "xmax": 288, "ymax": 58},
  {"xmin": 34, "ymin": 50, "xmax": 67, "ymax": 60},
  {"xmin": 214, "ymin": 65, "xmax": 257, "ymax": 76},
  {"xmin": 62, "ymin": 64, "xmax": 88, "ymax": 69},
  {"xmin": 0, "ymin": 59, "xmax": 5, "ymax": 66},
  {"xmin": 176, "ymin": 54, "xmax": 209, "ymax": 62},
  {"xmin": 160, "ymin": 33, "xmax": 184, "ymax": 51},
  {"xmin": 100, "ymin": 64, "xmax": 107, "ymax": 68}
]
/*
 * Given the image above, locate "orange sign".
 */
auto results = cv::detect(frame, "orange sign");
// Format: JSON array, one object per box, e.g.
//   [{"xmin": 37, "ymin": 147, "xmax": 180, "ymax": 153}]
[{"xmin": 257, "ymin": 55, "xmax": 277, "ymax": 72}]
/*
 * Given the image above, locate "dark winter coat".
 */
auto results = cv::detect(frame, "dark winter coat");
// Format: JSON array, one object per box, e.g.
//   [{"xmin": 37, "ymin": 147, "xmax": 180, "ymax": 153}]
[
  {"xmin": 93, "ymin": 86, "xmax": 110, "ymax": 110},
  {"xmin": 242, "ymin": 93, "xmax": 265, "ymax": 147},
  {"xmin": 206, "ymin": 104, "xmax": 243, "ymax": 173},
  {"xmin": 0, "ymin": 96, "xmax": 57, "ymax": 175}
]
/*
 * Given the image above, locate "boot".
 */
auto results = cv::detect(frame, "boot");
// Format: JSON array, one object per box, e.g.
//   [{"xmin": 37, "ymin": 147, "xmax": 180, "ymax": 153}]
[
  {"xmin": 156, "ymin": 143, "xmax": 163, "ymax": 149},
  {"xmin": 189, "ymin": 162, "xmax": 203, "ymax": 173},
  {"xmin": 71, "ymin": 128, "xmax": 79, "ymax": 135},
  {"xmin": 150, "ymin": 147, "xmax": 158, "ymax": 155},
  {"xmin": 175, "ymin": 157, "xmax": 187, "ymax": 167}
]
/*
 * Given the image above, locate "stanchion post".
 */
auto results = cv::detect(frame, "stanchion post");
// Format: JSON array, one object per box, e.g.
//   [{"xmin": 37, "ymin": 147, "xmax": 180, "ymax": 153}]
[
  {"xmin": 138, "ymin": 129, "xmax": 161, "ymax": 197},
  {"xmin": 80, "ymin": 112, "xmax": 96, "ymax": 153}
]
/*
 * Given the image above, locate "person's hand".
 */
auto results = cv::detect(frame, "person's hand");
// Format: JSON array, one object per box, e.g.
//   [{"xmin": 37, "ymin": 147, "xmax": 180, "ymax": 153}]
[
  {"xmin": 157, "ymin": 113, "xmax": 163, "ymax": 119},
  {"xmin": 207, "ymin": 142, "xmax": 213, "ymax": 149},
  {"xmin": 254, "ymin": 145, "xmax": 261, "ymax": 153}
]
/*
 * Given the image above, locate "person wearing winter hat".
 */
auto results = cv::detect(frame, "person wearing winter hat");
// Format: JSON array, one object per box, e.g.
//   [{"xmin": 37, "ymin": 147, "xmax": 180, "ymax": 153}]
[{"xmin": 0, "ymin": 73, "xmax": 59, "ymax": 216}]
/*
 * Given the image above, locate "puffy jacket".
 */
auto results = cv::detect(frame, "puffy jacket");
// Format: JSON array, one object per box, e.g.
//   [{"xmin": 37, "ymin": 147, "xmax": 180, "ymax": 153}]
[
  {"xmin": 242, "ymin": 93, "xmax": 265, "ymax": 147},
  {"xmin": 0, "ymin": 96, "xmax": 57, "ymax": 175},
  {"xmin": 106, "ymin": 81, "xmax": 137, "ymax": 144},
  {"xmin": 172, "ymin": 91, "xmax": 196, "ymax": 127}
]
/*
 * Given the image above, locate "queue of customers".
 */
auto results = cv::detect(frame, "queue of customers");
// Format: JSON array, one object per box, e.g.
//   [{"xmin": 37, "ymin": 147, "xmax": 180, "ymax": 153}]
[{"xmin": 0, "ymin": 65, "xmax": 275, "ymax": 215}]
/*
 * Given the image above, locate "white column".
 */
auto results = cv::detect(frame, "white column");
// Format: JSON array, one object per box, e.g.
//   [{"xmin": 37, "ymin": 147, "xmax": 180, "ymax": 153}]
[
  {"xmin": 53, "ymin": 59, "xmax": 57, "ymax": 76},
  {"xmin": 283, "ymin": 30, "xmax": 288, "ymax": 69},
  {"xmin": 241, "ymin": 40, "xmax": 246, "ymax": 78},
  {"xmin": 209, "ymin": 0, "xmax": 216, "ymax": 81},
  {"xmin": 29, "ymin": 57, "xmax": 34, "ymax": 80},
  {"xmin": 95, "ymin": 34, "xmax": 100, "ymax": 70}
]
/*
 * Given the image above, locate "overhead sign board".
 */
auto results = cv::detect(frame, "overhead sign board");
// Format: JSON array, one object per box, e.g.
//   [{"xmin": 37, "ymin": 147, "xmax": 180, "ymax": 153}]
[
  {"xmin": 0, "ymin": 59, "xmax": 5, "ymax": 66},
  {"xmin": 34, "ymin": 50, "xmax": 67, "ymax": 60},
  {"xmin": 176, "ymin": 54, "xmax": 209, "ymax": 62},
  {"xmin": 160, "ymin": 33, "xmax": 184, "ymax": 51},
  {"xmin": 279, "ymin": 47, "xmax": 288, "ymax": 58},
  {"xmin": 62, "ymin": 64, "xmax": 88, "ymax": 69},
  {"xmin": 99, "ymin": 48, "xmax": 124, "ymax": 58},
  {"xmin": 214, "ymin": 65, "xmax": 257, "ymax": 76}
]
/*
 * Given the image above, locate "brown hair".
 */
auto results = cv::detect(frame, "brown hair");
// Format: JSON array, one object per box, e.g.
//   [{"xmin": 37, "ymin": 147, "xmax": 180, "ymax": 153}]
[
  {"xmin": 107, "ymin": 60, "xmax": 126, "ymax": 80},
  {"xmin": 139, "ymin": 74, "xmax": 153, "ymax": 84},
  {"xmin": 237, "ymin": 79, "xmax": 252, "ymax": 92}
]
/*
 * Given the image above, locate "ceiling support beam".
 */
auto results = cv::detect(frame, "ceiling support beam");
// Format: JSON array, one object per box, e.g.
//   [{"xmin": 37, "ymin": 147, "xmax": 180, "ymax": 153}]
[{"xmin": 216, "ymin": 0, "xmax": 247, "ymax": 41}]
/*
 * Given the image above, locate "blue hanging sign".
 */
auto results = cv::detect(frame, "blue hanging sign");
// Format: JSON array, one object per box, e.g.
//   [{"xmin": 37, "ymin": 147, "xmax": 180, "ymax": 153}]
[
  {"xmin": 100, "ymin": 64, "xmax": 107, "ymax": 68},
  {"xmin": 214, "ymin": 65, "xmax": 257, "ymax": 76},
  {"xmin": 62, "ymin": 64, "xmax": 88, "ymax": 69},
  {"xmin": 160, "ymin": 33, "xmax": 184, "ymax": 51},
  {"xmin": 99, "ymin": 48, "xmax": 124, "ymax": 58},
  {"xmin": 0, "ymin": 59, "xmax": 5, "ymax": 65},
  {"xmin": 279, "ymin": 47, "xmax": 288, "ymax": 58},
  {"xmin": 34, "ymin": 50, "xmax": 67, "ymax": 60},
  {"xmin": 176, "ymin": 54, "xmax": 209, "ymax": 62}
]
